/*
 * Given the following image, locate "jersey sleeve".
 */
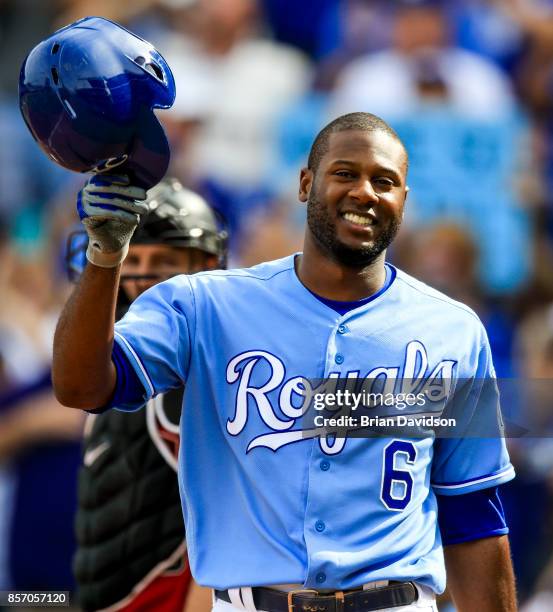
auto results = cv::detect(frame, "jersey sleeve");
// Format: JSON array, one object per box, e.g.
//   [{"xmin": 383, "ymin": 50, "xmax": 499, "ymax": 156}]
[
  {"xmin": 113, "ymin": 275, "xmax": 195, "ymax": 404},
  {"xmin": 431, "ymin": 325, "xmax": 515, "ymax": 496},
  {"xmin": 437, "ymin": 486, "xmax": 509, "ymax": 545}
]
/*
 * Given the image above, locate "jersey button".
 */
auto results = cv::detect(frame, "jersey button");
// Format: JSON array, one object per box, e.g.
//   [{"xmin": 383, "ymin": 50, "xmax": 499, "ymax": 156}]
[
  {"xmin": 315, "ymin": 520, "xmax": 326, "ymax": 532},
  {"xmin": 320, "ymin": 460, "xmax": 330, "ymax": 471},
  {"xmin": 337, "ymin": 324, "xmax": 347, "ymax": 334},
  {"xmin": 316, "ymin": 572, "xmax": 326, "ymax": 584},
  {"xmin": 335, "ymin": 354, "xmax": 344, "ymax": 364}
]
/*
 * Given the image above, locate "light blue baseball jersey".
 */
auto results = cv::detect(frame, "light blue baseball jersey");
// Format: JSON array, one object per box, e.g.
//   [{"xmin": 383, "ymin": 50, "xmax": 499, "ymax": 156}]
[{"xmin": 113, "ymin": 254, "xmax": 514, "ymax": 593}]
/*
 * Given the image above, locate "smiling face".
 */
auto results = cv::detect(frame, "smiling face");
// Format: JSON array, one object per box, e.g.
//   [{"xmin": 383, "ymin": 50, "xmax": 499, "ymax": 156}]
[{"xmin": 299, "ymin": 129, "xmax": 409, "ymax": 268}]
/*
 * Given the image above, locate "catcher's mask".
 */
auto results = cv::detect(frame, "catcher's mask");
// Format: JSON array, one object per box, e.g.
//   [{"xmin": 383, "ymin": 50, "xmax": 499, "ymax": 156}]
[{"xmin": 19, "ymin": 16, "xmax": 175, "ymax": 189}]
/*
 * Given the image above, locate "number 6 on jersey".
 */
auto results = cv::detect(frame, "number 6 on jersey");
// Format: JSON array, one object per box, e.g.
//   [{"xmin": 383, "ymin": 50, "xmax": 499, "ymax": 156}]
[{"xmin": 380, "ymin": 440, "xmax": 417, "ymax": 511}]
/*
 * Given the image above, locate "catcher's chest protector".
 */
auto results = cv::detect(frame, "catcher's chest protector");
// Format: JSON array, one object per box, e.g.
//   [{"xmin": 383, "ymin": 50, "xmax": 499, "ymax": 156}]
[{"xmin": 73, "ymin": 389, "xmax": 184, "ymax": 611}]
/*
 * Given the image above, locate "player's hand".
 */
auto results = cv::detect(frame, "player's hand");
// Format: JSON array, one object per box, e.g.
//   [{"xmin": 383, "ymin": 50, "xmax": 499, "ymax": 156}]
[{"xmin": 77, "ymin": 174, "xmax": 148, "ymax": 268}]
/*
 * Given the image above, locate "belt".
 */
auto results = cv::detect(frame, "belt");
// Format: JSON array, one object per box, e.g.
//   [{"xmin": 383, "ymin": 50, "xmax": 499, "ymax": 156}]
[{"xmin": 214, "ymin": 581, "xmax": 418, "ymax": 612}]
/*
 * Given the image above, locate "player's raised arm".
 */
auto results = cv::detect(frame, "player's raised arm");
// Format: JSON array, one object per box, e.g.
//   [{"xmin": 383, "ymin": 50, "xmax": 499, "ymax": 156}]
[
  {"xmin": 52, "ymin": 175, "xmax": 148, "ymax": 409},
  {"xmin": 19, "ymin": 15, "xmax": 176, "ymax": 409}
]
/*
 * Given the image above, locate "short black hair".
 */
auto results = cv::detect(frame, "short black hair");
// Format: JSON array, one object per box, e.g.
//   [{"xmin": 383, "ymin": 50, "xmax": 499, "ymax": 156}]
[{"xmin": 307, "ymin": 112, "xmax": 407, "ymax": 173}]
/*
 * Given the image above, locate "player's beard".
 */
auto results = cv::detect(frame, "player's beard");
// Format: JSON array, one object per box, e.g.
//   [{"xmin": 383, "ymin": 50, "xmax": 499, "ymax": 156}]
[{"xmin": 307, "ymin": 193, "xmax": 401, "ymax": 268}]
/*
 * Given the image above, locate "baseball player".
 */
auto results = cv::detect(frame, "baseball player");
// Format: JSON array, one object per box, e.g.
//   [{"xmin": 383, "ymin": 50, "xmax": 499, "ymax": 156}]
[
  {"xmin": 70, "ymin": 177, "xmax": 226, "ymax": 612},
  {"xmin": 53, "ymin": 112, "xmax": 516, "ymax": 612}
]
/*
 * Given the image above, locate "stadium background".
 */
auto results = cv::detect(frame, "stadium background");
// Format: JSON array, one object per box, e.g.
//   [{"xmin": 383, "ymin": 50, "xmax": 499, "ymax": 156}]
[{"xmin": 1, "ymin": 0, "xmax": 553, "ymax": 609}]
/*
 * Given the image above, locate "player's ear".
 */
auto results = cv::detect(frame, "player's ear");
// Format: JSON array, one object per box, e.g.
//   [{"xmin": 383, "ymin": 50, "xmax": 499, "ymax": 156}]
[{"xmin": 299, "ymin": 167, "xmax": 313, "ymax": 203}]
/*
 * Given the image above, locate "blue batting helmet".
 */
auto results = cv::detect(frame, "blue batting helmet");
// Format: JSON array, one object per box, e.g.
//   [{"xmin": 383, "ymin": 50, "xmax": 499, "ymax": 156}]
[{"xmin": 19, "ymin": 16, "xmax": 176, "ymax": 189}]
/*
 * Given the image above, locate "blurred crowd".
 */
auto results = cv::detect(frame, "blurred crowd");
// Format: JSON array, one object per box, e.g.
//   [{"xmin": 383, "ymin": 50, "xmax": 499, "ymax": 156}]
[{"xmin": 2, "ymin": 0, "xmax": 553, "ymax": 609}]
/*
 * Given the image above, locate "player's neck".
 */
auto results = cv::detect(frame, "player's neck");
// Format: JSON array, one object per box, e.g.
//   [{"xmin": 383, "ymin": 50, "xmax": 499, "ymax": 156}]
[{"xmin": 296, "ymin": 241, "xmax": 387, "ymax": 302}]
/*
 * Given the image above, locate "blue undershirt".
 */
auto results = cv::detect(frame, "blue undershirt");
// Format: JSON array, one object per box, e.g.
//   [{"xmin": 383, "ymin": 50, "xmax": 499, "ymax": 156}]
[
  {"xmin": 307, "ymin": 263, "xmax": 394, "ymax": 315},
  {"xmin": 89, "ymin": 341, "xmax": 146, "ymax": 414},
  {"xmin": 437, "ymin": 487, "xmax": 508, "ymax": 545},
  {"xmin": 105, "ymin": 262, "xmax": 508, "ymax": 544}
]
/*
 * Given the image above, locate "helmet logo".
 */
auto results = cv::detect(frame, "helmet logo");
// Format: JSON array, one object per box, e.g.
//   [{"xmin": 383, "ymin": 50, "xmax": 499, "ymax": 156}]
[{"xmin": 92, "ymin": 154, "xmax": 129, "ymax": 173}]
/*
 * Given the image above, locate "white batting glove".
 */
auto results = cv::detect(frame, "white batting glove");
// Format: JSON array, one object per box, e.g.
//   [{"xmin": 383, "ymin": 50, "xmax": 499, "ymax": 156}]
[{"xmin": 77, "ymin": 174, "xmax": 149, "ymax": 268}]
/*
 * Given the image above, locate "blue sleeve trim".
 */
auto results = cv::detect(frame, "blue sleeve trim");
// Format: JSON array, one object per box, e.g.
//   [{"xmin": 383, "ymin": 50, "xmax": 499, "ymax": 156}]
[
  {"xmin": 113, "ymin": 331, "xmax": 156, "ymax": 398},
  {"xmin": 437, "ymin": 486, "xmax": 509, "ymax": 546},
  {"xmin": 111, "ymin": 340, "xmax": 148, "ymax": 411},
  {"xmin": 91, "ymin": 340, "xmax": 148, "ymax": 413},
  {"xmin": 432, "ymin": 464, "xmax": 515, "ymax": 495}
]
